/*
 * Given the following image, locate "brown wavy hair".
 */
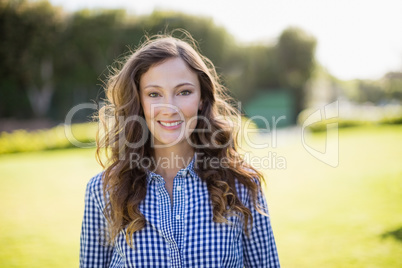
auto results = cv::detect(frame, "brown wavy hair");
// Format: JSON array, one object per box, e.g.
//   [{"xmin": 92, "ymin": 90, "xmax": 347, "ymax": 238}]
[{"xmin": 96, "ymin": 31, "xmax": 267, "ymax": 247}]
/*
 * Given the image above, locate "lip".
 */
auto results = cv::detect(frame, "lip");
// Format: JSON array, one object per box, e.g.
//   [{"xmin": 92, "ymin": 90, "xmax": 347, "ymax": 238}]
[{"xmin": 157, "ymin": 120, "xmax": 183, "ymax": 130}]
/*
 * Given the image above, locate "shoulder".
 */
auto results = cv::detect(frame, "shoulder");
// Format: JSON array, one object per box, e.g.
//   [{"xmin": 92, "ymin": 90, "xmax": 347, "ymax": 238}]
[
  {"xmin": 234, "ymin": 177, "xmax": 269, "ymax": 214},
  {"xmin": 86, "ymin": 171, "xmax": 104, "ymax": 193},
  {"xmin": 85, "ymin": 171, "xmax": 106, "ymax": 206},
  {"xmin": 234, "ymin": 177, "xmax": 257, "ymax": 205}
]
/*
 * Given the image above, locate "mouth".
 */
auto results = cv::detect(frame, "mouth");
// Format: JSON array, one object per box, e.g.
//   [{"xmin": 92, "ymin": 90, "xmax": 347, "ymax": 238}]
[{"xmin": 158, "ymin": 120, "xmax": 183, "ymax": 127}]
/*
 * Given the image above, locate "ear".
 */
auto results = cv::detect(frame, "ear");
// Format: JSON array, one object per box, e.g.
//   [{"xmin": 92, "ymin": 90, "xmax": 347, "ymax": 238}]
[{"xmin": 198, "ymin": 100, "xmax": 203, "ymax": 110}]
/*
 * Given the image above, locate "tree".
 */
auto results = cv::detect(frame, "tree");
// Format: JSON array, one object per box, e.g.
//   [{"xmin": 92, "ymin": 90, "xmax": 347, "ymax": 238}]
[
  {"xmin": 225, "ymin": 45, "xmax": 279, "ymax": 102},
  {"xmin": 357, "ymin": 80, "xmax": 385, "ymax": 104},
  {"xmin": 382, "ymin": 72, "xmax": 402, "ymax": 101},
  {"xmin": 0, "ymin": 0, "xmax": 62, "ymax": 118},
  {"xmin": 52, "ymin": 9, "xmax": 127, "ymax": 120},
  {"xmin": 0, "ymin": 1, "xmax": 318, "ymax": 125},
  {"xmin": 276, "ymin": 27, "xmax": 317, "ymax": 121}
]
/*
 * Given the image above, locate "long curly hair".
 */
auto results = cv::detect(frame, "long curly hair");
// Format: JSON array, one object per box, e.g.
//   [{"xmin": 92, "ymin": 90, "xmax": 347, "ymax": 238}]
[{"xmin": 96, "ymin": 31, "xmax": 266, "ymax": 246}]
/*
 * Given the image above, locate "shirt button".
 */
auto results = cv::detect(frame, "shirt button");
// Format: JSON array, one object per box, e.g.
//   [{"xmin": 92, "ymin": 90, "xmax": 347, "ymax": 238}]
[
  {"xmin": 176, "ymin": 215, "xmax": 181, "ymax": 220},
  {"xmin": 176, "ymin": 186, "xmax": 182, "ymax": 191}
]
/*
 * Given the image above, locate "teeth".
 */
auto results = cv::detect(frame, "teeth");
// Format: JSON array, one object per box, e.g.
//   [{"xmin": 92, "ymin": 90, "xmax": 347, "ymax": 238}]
[{"xmin": 160, "ymin": 121, "xmax": 182, "ymax": 127}]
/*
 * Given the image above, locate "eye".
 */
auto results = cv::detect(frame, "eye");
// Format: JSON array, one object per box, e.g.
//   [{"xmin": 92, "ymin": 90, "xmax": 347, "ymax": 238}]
[
  {"xmin": 148, "ymin": 92, "xmax": 159, "ymax": 98},
  {"xmin": 179, "ymin": 90, "xmax": 191, "ymax": 96}
]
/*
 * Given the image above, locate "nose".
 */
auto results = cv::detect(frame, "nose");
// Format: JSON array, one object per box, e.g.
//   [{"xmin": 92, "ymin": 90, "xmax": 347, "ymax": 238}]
[
  {"xmin": 160, "ymin": 104, "xmax": 179, "ymax": 116},
  {"xmin": 160, "ymin": 97, "xmax": 180, "ymax": 116}
]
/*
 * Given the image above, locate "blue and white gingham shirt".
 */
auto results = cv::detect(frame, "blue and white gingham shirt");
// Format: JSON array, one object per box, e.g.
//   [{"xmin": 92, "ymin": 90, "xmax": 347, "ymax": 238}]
[{"xmin": 80, "ymin": 158, "xmax": 280, "ymax": 267}]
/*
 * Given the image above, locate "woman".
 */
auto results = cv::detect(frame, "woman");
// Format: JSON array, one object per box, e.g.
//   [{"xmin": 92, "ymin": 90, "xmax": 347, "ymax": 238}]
[{"xmin": 80, "ymin": 32, "xmax": 280, "ymax": 267}]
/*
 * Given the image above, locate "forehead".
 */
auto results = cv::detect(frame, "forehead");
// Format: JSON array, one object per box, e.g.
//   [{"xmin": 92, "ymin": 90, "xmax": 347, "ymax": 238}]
[{"xmin": 140, "ymin": 57, "xmax": 199, "ymax": 89}]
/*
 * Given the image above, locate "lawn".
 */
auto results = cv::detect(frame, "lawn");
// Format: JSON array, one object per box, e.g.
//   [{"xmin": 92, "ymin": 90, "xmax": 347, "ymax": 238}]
[
  {"xmin": 0, "ymin": 125, "xmax": 401, "ymax": 267},
  {"xmin": 0, "ymin": 148, "xmax": 101, "ymax": 267},
  {"xmin": 258, "ymin": 125, "xmax": 402, "ymax": 267}
]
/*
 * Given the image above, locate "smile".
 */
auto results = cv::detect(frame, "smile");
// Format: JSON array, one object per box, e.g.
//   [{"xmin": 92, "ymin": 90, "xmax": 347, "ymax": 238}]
[{"xmin": 158, "ymin": 120, "xmax": 183, "ymax": 127}]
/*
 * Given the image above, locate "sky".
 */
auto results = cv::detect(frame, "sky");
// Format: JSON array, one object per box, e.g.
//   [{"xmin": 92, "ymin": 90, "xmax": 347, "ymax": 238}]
[{"xmin": 48, "ymin": 0, "xmax": 402, "ymax": 81}]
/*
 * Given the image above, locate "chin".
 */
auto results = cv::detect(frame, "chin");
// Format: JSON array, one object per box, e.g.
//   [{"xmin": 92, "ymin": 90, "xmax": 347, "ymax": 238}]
[{"xmin": 154, "ymin": 136, "xmax": 185, "ymax": 147}]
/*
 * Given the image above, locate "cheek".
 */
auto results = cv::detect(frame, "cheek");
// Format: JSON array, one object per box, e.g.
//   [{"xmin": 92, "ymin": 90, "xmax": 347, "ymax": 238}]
[
  {"xmin": 182, "ymin": 104, "xmax": 200, "ymax": 131},
  {"xmin": 181, "ymin": 103, "xmax": 199, "ymax": 119},
  {"xmin": 141, "ymin": 98, "xmax": 156, "ymax": 121},
  {"xmin": 181, "ymin": 97, "xmax": 201, "ymax": 116},
  {"xmin": 142, "ymin": 104, "xmax": 151, "ymax": 120},
  {"xmin": 143, "ymin": 108, "xmax": 160, "ymax": 127}
]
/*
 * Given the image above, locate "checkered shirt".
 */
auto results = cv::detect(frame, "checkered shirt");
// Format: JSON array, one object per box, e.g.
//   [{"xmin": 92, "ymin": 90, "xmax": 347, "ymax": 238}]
[{"xmin": 80, "ymin": 158, "xmax": 280, "ymax": 267}]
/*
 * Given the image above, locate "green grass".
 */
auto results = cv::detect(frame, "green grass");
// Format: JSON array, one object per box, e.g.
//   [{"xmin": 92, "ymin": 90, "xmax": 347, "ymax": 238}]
[
  {"xmin": 0, "ymin": 125, "xmax": 401, "ymax": 267},
  {"xmin": 257, "ymin": 125, "xmax": 402, "ymax": 267},
  {"xmin": 0, "ymin": 148, "xmax": 101, "ymax": 267}
]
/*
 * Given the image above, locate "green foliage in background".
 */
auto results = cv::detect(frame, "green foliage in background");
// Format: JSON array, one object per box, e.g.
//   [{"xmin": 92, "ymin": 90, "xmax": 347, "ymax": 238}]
[
  {"xmin": 0, "ymin": 0, "xmax": 62, "ymax": 118},
  {"xmin": 298, "ymin": 104, "xmax": 402, "ymax": 132},
  {"xmin": 1, "ymin": 0, "xmax": 400, "ymax": 129},
  {"xmin": 350, "ymin": 73, "xmax": 402, "ymax": 104},
  {"xmin": 0, "ymin": 122, "xmax": 97, "ymax": 154},
  {"xmin": 0, "ymin": 0, "xmax": 316, "ymax": 124},
  {"xmin": 0, "ymin": 126, "xmax": 401, "ymax": 267}
]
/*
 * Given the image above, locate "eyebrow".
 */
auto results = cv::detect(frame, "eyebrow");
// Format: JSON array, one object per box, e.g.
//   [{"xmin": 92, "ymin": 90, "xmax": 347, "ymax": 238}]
[{"xmin": 143, "ymin": 82, "xmax": 196, "ymax": 90}]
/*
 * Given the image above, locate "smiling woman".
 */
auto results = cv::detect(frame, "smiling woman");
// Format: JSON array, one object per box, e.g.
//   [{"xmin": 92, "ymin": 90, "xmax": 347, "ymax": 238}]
[
  {"xmin": 140, "ymin": 57, "xmax": 202, "ymax": 149},
  {"xmin": 80, "ymin": 31, "xmax": 280, "ymax": 267}
]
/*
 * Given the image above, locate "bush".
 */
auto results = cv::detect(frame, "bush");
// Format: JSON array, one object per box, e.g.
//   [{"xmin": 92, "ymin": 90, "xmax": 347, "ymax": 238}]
[
  {"xmin": 0, "ymin": 122, "xmax": 97, "ymax": 154},
  {"xmin": 298, "ymin": 104, "xmax": 402, "ymax": 132}
]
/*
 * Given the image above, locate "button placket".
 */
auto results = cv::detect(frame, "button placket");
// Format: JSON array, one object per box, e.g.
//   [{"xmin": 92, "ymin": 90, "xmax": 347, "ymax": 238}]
[
  {"xmin": 155, "ymin": 173, "xmax": 185, "ymax": 267},
  {"xmin": 156, "ymin": 179, "xmax": 177, "ymax": 248},
  {"xmin": 172, "ymin": 174, "xmax": 186, "ymax": 252}
]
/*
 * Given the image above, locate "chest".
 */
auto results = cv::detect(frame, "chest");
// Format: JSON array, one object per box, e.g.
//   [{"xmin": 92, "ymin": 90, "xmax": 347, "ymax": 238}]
[{"xmin": 111, "ymin": 179, "xmax": 244, "ymax": 268}]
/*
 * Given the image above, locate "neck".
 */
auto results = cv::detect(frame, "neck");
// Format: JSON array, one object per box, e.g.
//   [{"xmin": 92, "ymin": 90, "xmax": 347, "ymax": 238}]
[{"xmin": 151, "ymin": 143, "xmax": 194, "ymax": 178}]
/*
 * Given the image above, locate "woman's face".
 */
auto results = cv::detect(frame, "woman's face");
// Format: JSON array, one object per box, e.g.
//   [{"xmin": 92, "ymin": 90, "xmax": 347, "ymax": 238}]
[{"xmin": 140, "ymin": 57, "xmax": 202, "ymax": 148}]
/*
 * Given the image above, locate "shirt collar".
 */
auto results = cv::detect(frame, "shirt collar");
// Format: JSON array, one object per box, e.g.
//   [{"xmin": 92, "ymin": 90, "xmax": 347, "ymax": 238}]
[{"xmin": 145, "ymin": 154, "xmax": 198, "ymax": 184}]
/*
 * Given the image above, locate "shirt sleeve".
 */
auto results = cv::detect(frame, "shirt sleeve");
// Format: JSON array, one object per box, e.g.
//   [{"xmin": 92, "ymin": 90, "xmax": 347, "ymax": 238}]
[
  {"xmin": 242, "ymin": 180, "xmax": 280, "ymax": 268},
  {"xmin": 80, "ymin": 174, "xmax": 114, "ymax": 268}
]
